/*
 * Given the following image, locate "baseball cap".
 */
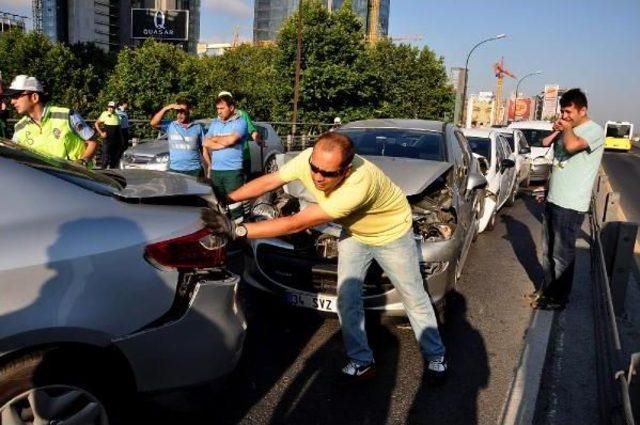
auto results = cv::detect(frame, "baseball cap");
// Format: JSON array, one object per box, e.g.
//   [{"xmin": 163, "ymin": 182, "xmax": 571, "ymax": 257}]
[
  {"xmin": 107, "ymin": 101, "xmax": 116, "ymax": 107},
  {"xmin": 217, "ymin": 91, "xmax": 233, "ymax": 98},
  {"xmin": 6, "ymin": 75, "xmax": 43, "ymax": 95},
  {"xmin": 334, "ymin": 117, "xmax": 342, "ymax": 124}
]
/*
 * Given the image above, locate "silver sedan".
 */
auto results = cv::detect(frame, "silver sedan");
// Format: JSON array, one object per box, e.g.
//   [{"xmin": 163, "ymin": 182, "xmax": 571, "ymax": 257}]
[{"xmin": 0, "ymin": 140, "xmax": 244, "ymax": 424}]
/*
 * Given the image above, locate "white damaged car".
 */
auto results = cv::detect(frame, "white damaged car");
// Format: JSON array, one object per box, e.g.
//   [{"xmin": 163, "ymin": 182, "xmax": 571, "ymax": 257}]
[{"xmin": 461, "ymin": 128, "xmax": 516, "ymax": 233}]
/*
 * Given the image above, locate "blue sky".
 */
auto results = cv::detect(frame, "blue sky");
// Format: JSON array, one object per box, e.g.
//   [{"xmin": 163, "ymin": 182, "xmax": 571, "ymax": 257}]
[{"xmin": 2, "ymin": 0, "xmax": 639, "ymax": 126}]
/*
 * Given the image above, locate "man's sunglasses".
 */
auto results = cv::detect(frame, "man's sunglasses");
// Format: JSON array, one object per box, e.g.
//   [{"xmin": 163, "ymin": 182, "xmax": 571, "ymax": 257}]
[
  {"xmin": 176, "ymin": 109, "xmax": 187, "ymax": 114},
  {"xmin": 308, "ymin": 158, "xmax": 347, "ymax": 178},
  {"xmin": 9, "ymin": 91, "xmax": 32, "ymax": 99}
]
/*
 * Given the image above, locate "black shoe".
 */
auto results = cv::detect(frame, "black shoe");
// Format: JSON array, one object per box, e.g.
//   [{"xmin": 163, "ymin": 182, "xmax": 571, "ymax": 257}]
[
  {"xmin": 531, "ymin": 297, "xmax": 566, "ymax": 311},
  {"xmin": 338, "ymin": 360, "xmax": 376, "ymax": 384},
  {"xmin": 426, "ymin": 356, "xmax": 448, "ymax": 385}
]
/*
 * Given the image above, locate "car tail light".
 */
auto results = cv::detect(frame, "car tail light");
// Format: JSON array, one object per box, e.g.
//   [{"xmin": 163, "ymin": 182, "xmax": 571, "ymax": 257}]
[{"xmin": 145, "ymin": 228, "xmax": 226, "ymax": 270}]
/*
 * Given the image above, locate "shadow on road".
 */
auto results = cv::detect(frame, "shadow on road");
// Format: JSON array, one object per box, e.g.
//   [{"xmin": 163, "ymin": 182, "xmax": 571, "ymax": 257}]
[
  {"xmin": 501, "ymin": 212, "xmax": 543, "ymax": 291},
  {"xmin": 268, "ymin": 312, "xmax": 399, "ymax": 425},
  {"xmin": 522, "ymin": 195, "xmax": 544, "ymax": 224},
  {"xmin": 407, "ymin": 291, "xmax": 489, "ymax": 424}
]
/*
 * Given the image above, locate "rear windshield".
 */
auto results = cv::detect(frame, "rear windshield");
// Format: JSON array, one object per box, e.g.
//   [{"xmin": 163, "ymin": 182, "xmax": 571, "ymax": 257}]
[
  {"xmin": 606, "ymin": 124, "xmax": 631, "ymax": 138},
  {"xmin": 518, "ymin": 129, "xmax": 552, "ymax": 147},
  {"xmin": 466, "ymin": 136, "xmax": 492, "ymax": 160},
  {"xmin": 338, "ymin": 128, "xmax": 446, "ymax": 162},
  {"xmin": 0, "ymin": 139, "xmax": 124, "ymax": 194}
]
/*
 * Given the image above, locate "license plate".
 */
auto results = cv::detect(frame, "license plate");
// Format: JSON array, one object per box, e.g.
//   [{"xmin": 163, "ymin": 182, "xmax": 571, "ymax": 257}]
[{"xmin": 285, "ymin": 292, "xmax": 337, "ymax": 313}]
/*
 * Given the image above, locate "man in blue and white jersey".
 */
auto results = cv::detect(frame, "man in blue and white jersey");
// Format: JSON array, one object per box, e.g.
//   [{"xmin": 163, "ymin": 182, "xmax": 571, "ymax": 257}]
[{"xmin": 150, "ymin": 97, "xmax": 208, "ymax": 177}]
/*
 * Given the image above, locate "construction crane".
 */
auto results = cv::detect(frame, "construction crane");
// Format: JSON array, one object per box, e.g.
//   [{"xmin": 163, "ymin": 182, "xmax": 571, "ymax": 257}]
[
  {"xmin": 492, "ymin": 57, "xmax": 515, "ymax": 125},
  {"xmin": 388, "ymin": 34, "xmax": 424, "ymax": 43}
]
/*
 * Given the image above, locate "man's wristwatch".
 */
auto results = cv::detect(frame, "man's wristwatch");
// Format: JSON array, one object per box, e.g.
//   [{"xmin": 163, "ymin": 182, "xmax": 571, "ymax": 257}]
[{"xmin": 234, "ymin": 224, "xmax": 248, "ymax": 239}]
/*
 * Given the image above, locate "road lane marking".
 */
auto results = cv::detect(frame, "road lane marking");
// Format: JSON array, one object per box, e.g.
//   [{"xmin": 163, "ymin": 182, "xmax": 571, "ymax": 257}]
[{"xmin": 499, "ymin": 309, "xmax": 554, "ymax": 425}]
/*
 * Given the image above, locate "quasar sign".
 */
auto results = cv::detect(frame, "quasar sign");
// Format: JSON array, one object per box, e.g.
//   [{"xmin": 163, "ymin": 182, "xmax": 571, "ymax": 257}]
[{"xmin": 131, "ymin": 9, "xmax": 189, "ymax": 41}]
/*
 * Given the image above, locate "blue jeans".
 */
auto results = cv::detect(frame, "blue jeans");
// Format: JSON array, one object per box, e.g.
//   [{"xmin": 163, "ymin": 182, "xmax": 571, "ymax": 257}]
[
  {"xmin": 541, "ymin": 202, "xmax": 585, "ymax": 303},
  {"xmin": 337, "ymin": 230, "xmax": 445, "ymax": 365}
]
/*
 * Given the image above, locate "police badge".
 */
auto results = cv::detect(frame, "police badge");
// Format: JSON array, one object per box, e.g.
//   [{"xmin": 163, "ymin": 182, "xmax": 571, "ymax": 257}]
[{"xmin": 53, "ymin": 128, "xmax": 61, "ymax": 139}]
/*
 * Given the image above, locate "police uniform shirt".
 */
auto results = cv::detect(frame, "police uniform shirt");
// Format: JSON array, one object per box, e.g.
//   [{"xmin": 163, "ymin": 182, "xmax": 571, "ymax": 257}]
[{"xmin": 12, "ymin": 106, "xmax": 95, "ymax": 143}]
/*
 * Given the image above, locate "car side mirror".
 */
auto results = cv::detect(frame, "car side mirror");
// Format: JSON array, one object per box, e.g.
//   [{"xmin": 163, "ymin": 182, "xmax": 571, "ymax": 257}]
[
  {"xmin": 519, "ymin": 146, "xmax": 531, "ymax": 154},
  {"xmin": 500, "ymin": 158, "xmax": 515, "ymax": 172},
  {"xmin": 467, "ymin": 173, "xmax": 487, "ymax": 191}
]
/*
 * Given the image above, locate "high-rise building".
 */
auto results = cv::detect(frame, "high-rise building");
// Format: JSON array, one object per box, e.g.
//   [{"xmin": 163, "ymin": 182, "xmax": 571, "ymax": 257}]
[
  {"xmin": 253, "ymin": 0, "xmax": 389, "ymax": 44},
  {"xmin": 40, "ymin": 0, "xmax": 200, "ymax": 53}
]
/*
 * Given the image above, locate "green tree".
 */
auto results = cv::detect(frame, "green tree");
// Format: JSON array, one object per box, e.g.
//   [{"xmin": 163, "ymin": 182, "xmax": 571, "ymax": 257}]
[
  {"xmin": 273, "ymin": 0, "xmax": 380, "ymax": 124},
  {"xmin": 98, "ymin": 40, "xmax": 190, "ymax": 121},
  {"xmin": 190, "ymin": 43, "xmax": 277, "ymax": 121},
  {"xmin": 366, "ymin": 40, "xmax": 454, "ymax": 121}
]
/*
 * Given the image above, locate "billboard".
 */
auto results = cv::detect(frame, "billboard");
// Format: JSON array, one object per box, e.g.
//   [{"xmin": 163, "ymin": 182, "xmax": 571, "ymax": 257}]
[
  {"xmin": 508, "ymin": 98, "xmax": 533, "ymax": 121},
  {"xmin": 542, "ymin": 84, "xmax": 559, "ymax": 119},
  {"xmin": 131, "ymin": 9, "xmax": 189, "ymax": 41}
]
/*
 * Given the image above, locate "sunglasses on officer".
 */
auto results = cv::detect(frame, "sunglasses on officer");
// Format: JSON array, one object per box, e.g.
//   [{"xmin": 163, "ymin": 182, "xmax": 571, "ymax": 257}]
[
  {"xmin": 9, "ymin": 91, "xmax": 33, "ymax": 100},
  {"xmin": 308, "ymin": 157, "xmax": 348, "ymax": 178}
]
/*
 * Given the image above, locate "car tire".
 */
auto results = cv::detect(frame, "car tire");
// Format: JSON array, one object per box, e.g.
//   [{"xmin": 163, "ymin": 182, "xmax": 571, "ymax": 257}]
[{"xmin": 0, "ymin": 349, "xmax": 125, "ymax": 425}]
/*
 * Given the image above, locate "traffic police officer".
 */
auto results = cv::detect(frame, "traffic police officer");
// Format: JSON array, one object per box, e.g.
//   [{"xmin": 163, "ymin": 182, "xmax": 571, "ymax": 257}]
[
  {"xmin": 8, "ymin": 75, "xmax": 98, "ymax": 166},
  {"xmin": 95, "ymin": 101, "xmax": 122, "ymax": 169}
]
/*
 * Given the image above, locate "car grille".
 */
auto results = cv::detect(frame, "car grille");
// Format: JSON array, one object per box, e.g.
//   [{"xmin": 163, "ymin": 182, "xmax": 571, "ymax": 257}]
[
  {"xmin": 255, "ymin": 244, "xmax": 394, "ymax": 296},
  {"xmin": 123, "ymin": 155, "xmax": 153, "ymax": 164}
]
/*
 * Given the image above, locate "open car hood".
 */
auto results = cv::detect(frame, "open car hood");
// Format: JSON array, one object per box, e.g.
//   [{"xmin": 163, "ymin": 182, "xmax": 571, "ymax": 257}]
[
  {"xmin": 277, "ymin": 153, "xmax": 452, "ymax": 201},
  {"xmin": 104, "ymin": 169, "xmax": 213, "ymax": 200}
]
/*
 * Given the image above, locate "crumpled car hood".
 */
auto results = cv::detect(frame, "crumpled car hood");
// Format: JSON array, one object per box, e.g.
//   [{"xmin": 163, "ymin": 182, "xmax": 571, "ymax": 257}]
[
  {"xmin": 277, "ymin": 153, "xmax": 452, "ymax": 200},
  {"xmin": 105, "ymin": 169, "xmax": 212, "ymax": 199}
]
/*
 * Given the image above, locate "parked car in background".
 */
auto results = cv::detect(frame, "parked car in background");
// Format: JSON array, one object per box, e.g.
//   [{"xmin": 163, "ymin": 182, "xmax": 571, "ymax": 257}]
[
  {"xmin": 0, "ymin": 140, "xmax": 245, "ymax": 423},
  {"xmin": 462, "ymin": 128, "xmax": 516, "ymax": 233},
  {"xmin": 243, "ymin": 119, "xmax": 486, "ymax": 322},
  {"xmin": 496, "ymin": 128, "xmax": 532, "ymax": 187},
  {"xmin": 120, "ymin": 120, "xmax": 284, "ymax": 176},
  {"xmin": 507, "ymin": 120, "xmax": 554, "ymax": 183}
]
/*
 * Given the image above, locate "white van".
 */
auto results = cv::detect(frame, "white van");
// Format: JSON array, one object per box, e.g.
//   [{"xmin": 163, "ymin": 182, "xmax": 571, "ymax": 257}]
[{"xmin": 507, "ymin": 120, "xmax": 554, "ymax": 182}]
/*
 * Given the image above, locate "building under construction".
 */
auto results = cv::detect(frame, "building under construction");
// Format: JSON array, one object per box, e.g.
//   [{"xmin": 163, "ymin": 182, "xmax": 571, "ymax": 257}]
[{"xmin": 253, "ymin": 0, "xmax": 390, "ymax": 44}]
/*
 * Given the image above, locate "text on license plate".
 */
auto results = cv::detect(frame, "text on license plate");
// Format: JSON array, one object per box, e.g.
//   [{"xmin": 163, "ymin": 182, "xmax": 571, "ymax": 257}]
[{"xmin": 285, "ymin": 292, "xmax": 337, "ymax": 312}]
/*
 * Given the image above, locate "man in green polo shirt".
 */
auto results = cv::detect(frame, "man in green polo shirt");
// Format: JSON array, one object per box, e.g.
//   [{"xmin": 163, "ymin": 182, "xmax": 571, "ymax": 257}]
[
  {"xmin": 528, "ymin": 88, "xmax": 604, "ymax": 310},
  {"xmin": 8, "ymin": 75, "xmax": 98, "ymax": 166},
  {"xmin": 95, "ymin": 101, "xmax": 122, "ymax": 169}
]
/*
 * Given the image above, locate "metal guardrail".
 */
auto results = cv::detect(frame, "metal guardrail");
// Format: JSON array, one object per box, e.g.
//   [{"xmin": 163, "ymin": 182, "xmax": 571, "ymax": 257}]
[{"xmin": 591, "ymin": 171, "xmax": 639, "ymax": 424}]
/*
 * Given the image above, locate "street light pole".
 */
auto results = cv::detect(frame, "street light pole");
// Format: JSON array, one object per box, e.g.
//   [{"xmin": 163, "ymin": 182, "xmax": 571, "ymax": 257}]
[
  {"xmin": 513, "ymin": 70, "xmax": 542, "ymax": 122},
  {"xmin": 459, "ymin": 33, "xmax": 506, "ymax": 127}
]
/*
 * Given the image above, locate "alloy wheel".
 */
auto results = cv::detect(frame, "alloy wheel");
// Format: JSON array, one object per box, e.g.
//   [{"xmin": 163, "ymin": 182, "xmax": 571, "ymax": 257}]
[{"xmin": 1, "ymin": 385, "xmax": 108, "ymax": 425}]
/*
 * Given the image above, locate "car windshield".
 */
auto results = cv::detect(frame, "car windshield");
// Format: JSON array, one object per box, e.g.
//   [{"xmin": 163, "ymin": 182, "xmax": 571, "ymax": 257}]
[
  {"xmin": 0, "ymin": 139, "xmax": 124, "ymax": 193},
  {"xmin": 518, "ymin": 129, "xmax": 552, "ymax": 147},
  {"xmin": 466, "ymin": 136, "xmax": 492, "ymax": 160},
  {"xmin": 338, "ymin": 128, "xmax": 445, "ymax": 161}
]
